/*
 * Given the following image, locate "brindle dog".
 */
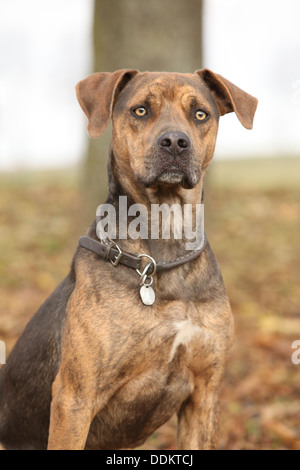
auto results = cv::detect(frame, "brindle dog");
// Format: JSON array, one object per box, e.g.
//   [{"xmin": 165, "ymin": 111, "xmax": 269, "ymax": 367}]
[{"xmin": 0, "ymin": 70, "xmax": 257, "ymax": 450}]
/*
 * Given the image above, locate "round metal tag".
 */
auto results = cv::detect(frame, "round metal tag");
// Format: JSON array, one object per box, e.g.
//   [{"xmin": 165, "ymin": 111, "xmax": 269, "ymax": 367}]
[{"xmin": 140, "ymin": 285, "xmax": 155, "ymax": 306}]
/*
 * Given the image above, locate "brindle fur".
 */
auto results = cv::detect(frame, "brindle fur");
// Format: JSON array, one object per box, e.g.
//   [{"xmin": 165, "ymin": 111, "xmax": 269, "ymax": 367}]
[{"xmin": 0, "ymin": 70, "xmax": 257, "ymax": 450}]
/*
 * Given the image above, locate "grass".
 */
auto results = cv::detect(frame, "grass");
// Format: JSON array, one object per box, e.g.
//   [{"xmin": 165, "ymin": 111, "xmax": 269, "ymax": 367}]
[
  {"xmin": 208, "ymin": 156, "xmax": 300, "ymax": 189},
  {"xmin": 0, "ymin": 156, "xmax": 300, "ymax": 450}
]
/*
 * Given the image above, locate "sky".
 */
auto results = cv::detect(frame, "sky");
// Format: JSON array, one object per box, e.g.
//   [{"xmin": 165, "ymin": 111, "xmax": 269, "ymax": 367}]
[
  {"xmin": 203, "ymin": 0, "xmax": 300, "ymax": 160},
  {"xmin": 0, "ymin": 0, "xmax": 94, "ymax": 170},
  {"xmin": 0, "ymin": 0, "xmax": 299, "ymax": 170}
]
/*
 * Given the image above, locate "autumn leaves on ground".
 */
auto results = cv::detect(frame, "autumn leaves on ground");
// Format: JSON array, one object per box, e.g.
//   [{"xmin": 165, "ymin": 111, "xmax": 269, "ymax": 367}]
[{"xmin": 0, "ymin": 158, "xmax": 299, "ymax": 450}]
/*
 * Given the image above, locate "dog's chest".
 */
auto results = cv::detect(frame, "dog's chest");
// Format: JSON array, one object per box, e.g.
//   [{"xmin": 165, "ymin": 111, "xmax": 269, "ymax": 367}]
[
  {"xmin": 169, "ymin": 318, "xmax": 202, "ymax": 360},
  {"xmin": 116, "ymin": 316, "xmax": 205, "ymax": 404},
  {"xmin": 115, "ymin": 301, "xmax": 209, "ymax": 374},
  {"xmin": 86, "ymin": 301, "xmax": 220, "ymax": 449},
  {"xmin": 98, "ymin": 299, "xmax": 216, "ymax": 381},
  {"xmin": 88, "ymin": 309, "xmax": 215, "ymax": 449}
]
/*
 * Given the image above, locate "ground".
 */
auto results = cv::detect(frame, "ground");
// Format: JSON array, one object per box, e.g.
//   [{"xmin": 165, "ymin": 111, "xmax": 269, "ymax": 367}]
[{"xmin": 0, "ymin": 157, "xmax": 299, "ymax": 450}]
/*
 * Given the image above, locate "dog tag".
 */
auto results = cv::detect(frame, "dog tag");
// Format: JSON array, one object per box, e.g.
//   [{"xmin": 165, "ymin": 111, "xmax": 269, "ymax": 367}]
[{"xmin": 140, "ymin": 284, "xmax": 155, "ymax": 306}]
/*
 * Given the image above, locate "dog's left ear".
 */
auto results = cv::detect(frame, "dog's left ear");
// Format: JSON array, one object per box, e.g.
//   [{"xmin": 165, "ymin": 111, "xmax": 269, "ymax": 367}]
[
  {"xmin": 195, "ymin": 69, "xmax": 258, "ymax": 129},
  {"xmin": 76, "ymin": 69, "xmax": 138, "ymax": 138}
]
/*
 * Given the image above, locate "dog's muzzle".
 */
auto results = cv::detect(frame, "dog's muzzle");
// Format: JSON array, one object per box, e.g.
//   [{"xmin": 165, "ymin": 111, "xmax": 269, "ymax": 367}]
[
  {"xmin": 154, "ymin": 131, "xmax": 199, "ymax": 188},
  {"xmin": 138, "ymin": 130, "xmax": 201, "ymax": 189}
]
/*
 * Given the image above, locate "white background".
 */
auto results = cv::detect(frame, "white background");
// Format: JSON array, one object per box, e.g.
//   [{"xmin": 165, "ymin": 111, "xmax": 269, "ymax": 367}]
[{"xmin": 0, "ymin": 0, "xmax": 299, "ymax": 170}]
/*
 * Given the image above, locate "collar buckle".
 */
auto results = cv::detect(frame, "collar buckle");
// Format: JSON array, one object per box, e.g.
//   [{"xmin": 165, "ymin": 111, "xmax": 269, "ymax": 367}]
[{"xmin": 108, "ymin": 241, "xmax": 123, "ymax": 267}]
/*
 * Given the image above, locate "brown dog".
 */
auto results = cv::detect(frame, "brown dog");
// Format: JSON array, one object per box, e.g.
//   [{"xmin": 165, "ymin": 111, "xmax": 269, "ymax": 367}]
[{"xmin": 0, "ymin": 70, "xmax": 257, "ymax": 450}]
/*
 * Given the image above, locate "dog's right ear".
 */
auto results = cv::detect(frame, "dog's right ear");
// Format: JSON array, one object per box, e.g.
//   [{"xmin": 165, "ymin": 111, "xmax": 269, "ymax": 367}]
[{"xmin": 76, "ymin": 69, "xmax": 138, "ymax": 138}]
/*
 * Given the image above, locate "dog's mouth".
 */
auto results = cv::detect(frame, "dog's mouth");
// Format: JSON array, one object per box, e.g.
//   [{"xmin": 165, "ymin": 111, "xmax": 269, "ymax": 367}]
[
  {"xmin": 155, "ymin": 163, "xmax": 201, "ymax": 189},
  {"xmin": 137, "ymin": 152, "xmax": 201, "ymax": 190},
  {"xmin": 156, "ymin": 167, "xmax": 185, "ymax": 185},
  {"xmin": 140, "ymin": 167, "xmax": 200, "ymax": 190}
]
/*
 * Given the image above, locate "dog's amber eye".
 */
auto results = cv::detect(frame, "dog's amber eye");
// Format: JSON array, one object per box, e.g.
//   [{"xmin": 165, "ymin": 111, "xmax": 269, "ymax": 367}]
[
  {"xmin": 134, "ymin": 107, "xmax": 147, "ymax": 117},
  {"xmin": 195, "ymin": 110, "xmax": 208, "ymax": 121}
]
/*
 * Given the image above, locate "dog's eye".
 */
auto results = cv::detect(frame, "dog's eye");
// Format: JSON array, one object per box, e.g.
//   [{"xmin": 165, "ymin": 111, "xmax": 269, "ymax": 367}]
[
  {"xmin": 133, "ymin": 107, "xmax": 147, "ymax": 117},
  {"xmin": 195, "ymin": 110, "xmax": 208, "ymax": 121}
]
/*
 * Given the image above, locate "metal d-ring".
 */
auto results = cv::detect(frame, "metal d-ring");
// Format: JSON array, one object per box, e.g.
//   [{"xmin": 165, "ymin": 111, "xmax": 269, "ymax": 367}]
[
  {"xmin": 139, "ymin": 264, "xmax": 155, "ymax": 286},
  {"xmin": 136, "ymin": 254, "xmax": 157, "ymax": 277},
  {"xmin": 137, "ymin": 256, "xmax": 157, "ymax": 306}
]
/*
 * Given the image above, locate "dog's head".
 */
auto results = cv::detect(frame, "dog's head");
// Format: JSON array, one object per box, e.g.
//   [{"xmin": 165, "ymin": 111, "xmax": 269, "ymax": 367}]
[{"xmin": 76, "ymin": 70, "xmax": 257, "ymax": 190}]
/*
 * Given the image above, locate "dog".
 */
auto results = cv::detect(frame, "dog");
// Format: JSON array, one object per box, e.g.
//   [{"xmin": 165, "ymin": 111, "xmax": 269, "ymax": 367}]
[{"xmin": 0, "ymin": 69, "xmax": 257, "ymax": 450}]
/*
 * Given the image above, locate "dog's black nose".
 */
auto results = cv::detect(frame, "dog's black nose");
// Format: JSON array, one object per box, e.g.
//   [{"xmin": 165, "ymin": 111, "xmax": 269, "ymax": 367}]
[{"xmin": 158, "ymin": 132, "xmax": 190, "ymax": 155}]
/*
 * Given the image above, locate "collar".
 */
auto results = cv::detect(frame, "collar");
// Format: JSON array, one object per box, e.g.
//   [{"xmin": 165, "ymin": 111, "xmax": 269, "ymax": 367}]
[
  {"xmin": 78, "ymin": 234, "xmax": 207, "ymax": 306},
  {"xmin": 79, "ymin": 234, "xmax": 207, "ymax": 274}
]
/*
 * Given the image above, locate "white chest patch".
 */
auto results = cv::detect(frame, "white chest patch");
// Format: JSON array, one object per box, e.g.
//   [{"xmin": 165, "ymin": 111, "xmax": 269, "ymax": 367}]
[{"xmin": 170, "ymin": 319, "xmax": 202, "ymax": 361}]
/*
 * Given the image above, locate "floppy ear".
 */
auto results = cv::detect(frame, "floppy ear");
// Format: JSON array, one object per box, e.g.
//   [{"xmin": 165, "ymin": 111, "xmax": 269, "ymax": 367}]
[
  {"xmin": 76, "ymin": 69, "xmax": 138, "ymax": 138},
  {"xmin": 195, "ymin": 69, "xmax": 258, "ymax": 129}
]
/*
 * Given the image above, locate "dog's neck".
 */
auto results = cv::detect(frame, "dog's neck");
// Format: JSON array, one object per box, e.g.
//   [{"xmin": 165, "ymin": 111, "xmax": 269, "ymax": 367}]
[
  {"xmin": 104, "ymin": 151, "xmax": 206, "ymax": 261},
  {"xmin": 108, "ymin": 150, "xmax": 204, "ymax": 205}
]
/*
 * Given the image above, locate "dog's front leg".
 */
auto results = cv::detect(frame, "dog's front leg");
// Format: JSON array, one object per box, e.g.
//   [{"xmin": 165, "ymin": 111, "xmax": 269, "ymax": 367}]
[
  {"xmin": 47, "ymin": 370, "xmax": 93, "ymax": 450},
  {"xmin": 177, "ymin": 377, "xmax": 222, "ymax": 450}
]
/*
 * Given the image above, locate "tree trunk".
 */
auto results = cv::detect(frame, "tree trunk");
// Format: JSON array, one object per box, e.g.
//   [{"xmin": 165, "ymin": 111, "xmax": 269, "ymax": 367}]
[{"xmin": 83, "ymin": 0, "xmax": 203, "ymax": 221}]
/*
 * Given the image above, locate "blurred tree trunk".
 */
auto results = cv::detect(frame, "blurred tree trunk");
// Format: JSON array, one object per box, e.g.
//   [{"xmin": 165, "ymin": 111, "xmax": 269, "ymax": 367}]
[{"xmin": 83, "ymin": 0, "xmax": 203, "ymax": 221}]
